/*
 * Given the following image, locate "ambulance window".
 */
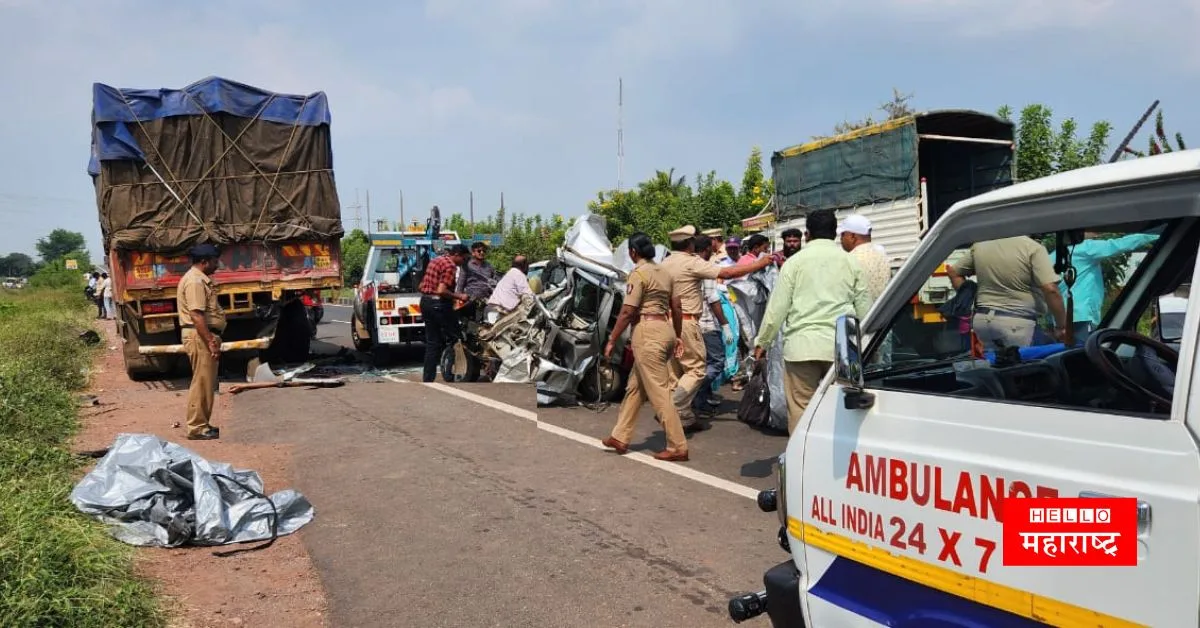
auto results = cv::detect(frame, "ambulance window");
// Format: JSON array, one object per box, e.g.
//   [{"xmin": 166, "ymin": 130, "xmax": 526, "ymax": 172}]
[{"xmin": 862, "ymin": 218, "xmax": 1190, "ymax": 417}]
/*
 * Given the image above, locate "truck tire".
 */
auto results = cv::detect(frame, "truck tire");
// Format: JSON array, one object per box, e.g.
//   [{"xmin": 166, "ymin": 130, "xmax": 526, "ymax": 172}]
[
  {"xmin": 119, "ymin": 323, "xmax": 178, "ymax": 381},
  {"xmin": 577, "ymin": 361, "xmax": 626, "ymax": 403},
  {"xmin": 441, "ymin": 342, "xmax": 480, "ymax": 383},
  {"xmin": 265, "ymin": 301, "xmax": 312, "ymax": 364},
  {"xmin": 351, "ymin": 313, "xmax": 373, "ymax": 351}
]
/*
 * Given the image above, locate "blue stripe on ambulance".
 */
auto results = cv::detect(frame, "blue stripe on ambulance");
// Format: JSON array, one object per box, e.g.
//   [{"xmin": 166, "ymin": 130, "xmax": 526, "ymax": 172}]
[{"xmin": 811, "ymin": 556, "xmax": 1043, "ymax": 627}]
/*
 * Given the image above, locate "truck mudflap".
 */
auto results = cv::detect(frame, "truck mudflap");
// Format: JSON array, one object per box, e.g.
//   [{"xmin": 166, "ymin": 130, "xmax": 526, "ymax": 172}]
[
  {"xmin": 728, "ymin": 560, "xmax": 805, "ymax": 627},
  {"xmin": 138, "ymin": 337, "xmax": 273, "ymax": 355}
]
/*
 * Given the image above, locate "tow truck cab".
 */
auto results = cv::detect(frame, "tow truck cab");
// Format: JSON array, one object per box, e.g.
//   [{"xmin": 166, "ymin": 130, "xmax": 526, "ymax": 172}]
[{"xmin": 732, "ymin": 151, "xmax": 1200, "ymax": 627}]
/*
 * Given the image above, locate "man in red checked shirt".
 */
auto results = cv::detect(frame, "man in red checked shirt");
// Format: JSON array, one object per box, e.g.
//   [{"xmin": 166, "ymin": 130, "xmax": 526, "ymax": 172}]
[{"xmin": 419, "ymin": 244, "xmax": 471, "ymax": 382}]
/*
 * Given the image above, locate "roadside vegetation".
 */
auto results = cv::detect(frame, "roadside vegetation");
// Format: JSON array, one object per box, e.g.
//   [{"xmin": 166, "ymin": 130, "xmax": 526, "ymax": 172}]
[{"xmin": 0, "ymin": 287, "xmax": 163, "ymax": 627}]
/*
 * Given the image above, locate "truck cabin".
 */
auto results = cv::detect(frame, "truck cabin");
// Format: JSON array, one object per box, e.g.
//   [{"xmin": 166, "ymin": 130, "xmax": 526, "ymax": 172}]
[{"xmin": 770, "ymin": 110, "xmax": 1015, "ymax": 267}]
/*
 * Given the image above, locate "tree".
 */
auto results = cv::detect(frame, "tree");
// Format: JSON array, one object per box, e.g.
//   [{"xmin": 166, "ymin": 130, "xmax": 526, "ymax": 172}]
[
  {"xmin": 340, "ymin": 229, "xmax": 370, "ymax": 285},
  {"xmin": 35, "ymin": 229, "xmax": 88, "ymax": 263},
  {"xmin": 998, "ymin": 104, "xmax": 1112, "ymax": 182},
  {"xmin": 0, "ymin": 253, "xmax": 34, "ymax": 277},
  {"xmin": 737, "ymin": 147, "xmax": 771, "ymax": 219}
]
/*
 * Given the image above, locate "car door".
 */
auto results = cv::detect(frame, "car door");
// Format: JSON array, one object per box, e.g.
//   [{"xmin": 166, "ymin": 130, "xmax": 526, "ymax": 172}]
[{"xmin": 795, "ymin": 247, "xmax": 1200, "ymax": 628}]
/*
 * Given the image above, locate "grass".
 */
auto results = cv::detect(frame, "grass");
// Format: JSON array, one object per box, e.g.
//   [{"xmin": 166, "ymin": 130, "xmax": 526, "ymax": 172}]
[{"xmin": 0, "ymin": 288, "xmax": 164, "ymax": 627}]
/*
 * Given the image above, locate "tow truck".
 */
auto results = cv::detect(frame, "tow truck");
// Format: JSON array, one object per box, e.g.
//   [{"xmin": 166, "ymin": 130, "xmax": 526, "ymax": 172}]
[{"xmin": 350, "ymin": 206, "xmax": 501, "ymax": 365}]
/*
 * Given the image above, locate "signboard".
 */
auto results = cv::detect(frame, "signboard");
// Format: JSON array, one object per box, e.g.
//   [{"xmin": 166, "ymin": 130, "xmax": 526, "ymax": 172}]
[
  {"xmin": 741, "ymin": 213, "xmax": 776, "ymax": 232},
  {"xmin": 64, "ymin": 259, "xmax": 78, "ymax": 270}
]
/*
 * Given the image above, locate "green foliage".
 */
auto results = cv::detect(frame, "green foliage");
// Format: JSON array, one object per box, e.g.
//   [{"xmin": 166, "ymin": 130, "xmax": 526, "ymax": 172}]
[
  {"xmin": 0, "ymin": 288, "xmax": 163, "ymax": 627},
  {"xmin": 587, "ymin": 147, "xmax": 773, "ymax": 245},
  {"xmin": 35, "ymin": 229, "xmax": 88, "ymax": 264},
  {"xmin": 0, "ymin": 253, "xmax": 34, "ymax": 277},
  {"xmin": 737, "ymin": 147, "xmax": 770, "ymax": 219},
  {"xmin": 29, "ymin": 257, "xmax": 89, "ymax": 289},
  {"xmin": 340, "ymin": 229, "xmax": 370, "ymax": 285},
  {"xmin": 487, "ymin": 213, "xmax": 569, "ymax": 272}
]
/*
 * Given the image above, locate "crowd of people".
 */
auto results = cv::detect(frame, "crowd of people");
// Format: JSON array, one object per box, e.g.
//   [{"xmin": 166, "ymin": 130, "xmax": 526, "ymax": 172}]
[
  {"xmin": 600, "ymin": 209, "xmax": 892, "ymax": 462},
  {"xmin": 416, "ymin": 240, "xmax": 536, "ymax": 383}
]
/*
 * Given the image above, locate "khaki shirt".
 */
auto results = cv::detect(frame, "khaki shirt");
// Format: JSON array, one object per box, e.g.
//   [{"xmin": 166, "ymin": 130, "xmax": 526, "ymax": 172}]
[
  {"xmin": 177, "ymin": 267, "xmax": 226, "ymax": 332},
  {"xmin": 954, "ymin": 236, "xmax": 1058, "ymax": 318},
  {"xmin": 625, "ymin": 260, "xmax": 673, "ymax": 316},
  {"xmin": 659, "ymin": 252, "xmax": 722, "ymax": 315}
]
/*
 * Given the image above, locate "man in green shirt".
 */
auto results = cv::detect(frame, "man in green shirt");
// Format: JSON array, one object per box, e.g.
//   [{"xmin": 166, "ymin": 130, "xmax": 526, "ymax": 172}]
[{"xmin": 753, "ymin": 210, "xmax": 872, "ymax": 434}]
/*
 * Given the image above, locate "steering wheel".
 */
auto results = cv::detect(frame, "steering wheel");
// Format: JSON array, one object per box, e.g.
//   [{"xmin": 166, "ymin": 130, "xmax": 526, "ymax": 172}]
[{"xmin": 1084, "ymin": 329, "xmax": 1179, "ymax": 411}]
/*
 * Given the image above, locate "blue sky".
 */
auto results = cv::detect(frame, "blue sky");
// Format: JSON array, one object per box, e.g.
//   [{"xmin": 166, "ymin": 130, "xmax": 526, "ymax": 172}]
[{"xmin": 1, "ymin": 0, "xmax": 1197, "ymax": 260}]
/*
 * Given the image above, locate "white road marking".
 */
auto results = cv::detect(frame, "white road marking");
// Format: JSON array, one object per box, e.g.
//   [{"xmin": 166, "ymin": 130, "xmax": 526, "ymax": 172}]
[
  {"xmin": 385, "ymin": 375, "xmax": 760, "ymax": 502},
  {"xmin": 326, "ymin": 304, "xmax": 352, "ymax": 308},
  {"xmin": 330, "ymin": 319, "xmax": 351, "ymax": 324}
]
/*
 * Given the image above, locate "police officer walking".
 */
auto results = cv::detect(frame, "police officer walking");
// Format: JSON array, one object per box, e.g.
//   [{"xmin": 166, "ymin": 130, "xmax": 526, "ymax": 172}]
[
  {"xmin": 177, "ymin": 244, "xmax": 225, "ymax": 440},
  {"xmin": 601, "ymin": 233, "xmax": 690, "ymax": 462},
  {"xmin": 661, "ymin": 225, "xmax": 773, "ymax": 429}
]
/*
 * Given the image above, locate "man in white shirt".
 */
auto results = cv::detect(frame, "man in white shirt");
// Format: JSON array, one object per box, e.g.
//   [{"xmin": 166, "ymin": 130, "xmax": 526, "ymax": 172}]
[{"xmin": 485, "ymin": 255, "xmax": 533, "ymax": 324}]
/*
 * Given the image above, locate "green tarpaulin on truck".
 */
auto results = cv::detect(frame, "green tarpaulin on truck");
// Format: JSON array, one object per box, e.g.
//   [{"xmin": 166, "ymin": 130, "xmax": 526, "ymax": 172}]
[
  {"xmin": 89, "ymin": 77, "xmax": 344, "ymax": 252},
  {"xmin": 771, "ymin": 117, "xmax": 919, "ymax": 221}
]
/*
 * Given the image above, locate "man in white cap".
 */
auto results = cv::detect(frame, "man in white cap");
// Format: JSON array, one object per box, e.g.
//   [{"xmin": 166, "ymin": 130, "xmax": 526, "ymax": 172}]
[
  {"xmin": 837, "ymin": 214, "xmax": 891, "ymax": 308},
  {"xmin": 660, "ymin": 224, "xmax": 773, "ymax": 430},
  {"xmin": 839, "ymin": 213, "xmax": 893, "ymax": 364}
]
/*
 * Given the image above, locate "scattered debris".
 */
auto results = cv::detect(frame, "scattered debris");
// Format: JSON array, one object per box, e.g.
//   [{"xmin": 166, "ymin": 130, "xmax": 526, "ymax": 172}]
[
  {"xmin": 228, "ymin": 379, "xmax": 346, "ymax": 395},
  {"xmin": 78, "ymin": 329, "xmax": 101, "ymax": 345},
  {"xmin": 77, "ymin": 394, "xmax": 100, "ymax": 407},
  {"xmin": 70, "ymin": 433, "xmax": 315, "ymax": 553}
]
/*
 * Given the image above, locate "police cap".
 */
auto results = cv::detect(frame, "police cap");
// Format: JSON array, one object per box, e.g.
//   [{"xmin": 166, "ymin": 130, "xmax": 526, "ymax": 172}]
[
  {"xmin": 668, "ymin": 225, "xmax": 697, "ymax": 244},
  {"xmin": 189, "ymin": 243, "xmax": 220, "ymax": 260}
]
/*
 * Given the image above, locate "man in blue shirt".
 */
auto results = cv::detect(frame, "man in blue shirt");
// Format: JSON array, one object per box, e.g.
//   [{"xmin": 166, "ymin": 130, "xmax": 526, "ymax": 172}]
[{"xmin": 1050, "ymin": 232, "xmax": 1158, "ymax": 342}]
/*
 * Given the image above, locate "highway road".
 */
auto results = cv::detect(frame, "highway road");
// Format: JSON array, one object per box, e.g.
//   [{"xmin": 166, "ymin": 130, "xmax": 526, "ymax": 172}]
[{"xmin": 245, "ymin": 302, "xmax": 791, "ymax": 626}]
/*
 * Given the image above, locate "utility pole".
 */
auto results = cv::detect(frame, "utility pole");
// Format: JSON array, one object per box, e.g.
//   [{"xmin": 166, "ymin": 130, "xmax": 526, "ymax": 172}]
[
  {"xmin": 365, "ymin": 189, "xmax": 373, "ymax": 234},
  {"xmin": 617, "ymin": 77, "xmax": 624, "ymax": 192},
  {"xmin": 399, "ymin": 190, "xmax": 405, "ymax": 230},
  {"xmin": 348, "ymin": 188, "xmax": 363, "ymax": 231},
  {"xmin": 469, "ymin": 191, "xmax": 475, "ymax": 236}
]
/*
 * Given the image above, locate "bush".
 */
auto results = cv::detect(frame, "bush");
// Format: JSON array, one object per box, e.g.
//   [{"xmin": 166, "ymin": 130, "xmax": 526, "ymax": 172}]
[{"xmin": 0, "ymin": 288, "xmax": 164, "ymax": 627}]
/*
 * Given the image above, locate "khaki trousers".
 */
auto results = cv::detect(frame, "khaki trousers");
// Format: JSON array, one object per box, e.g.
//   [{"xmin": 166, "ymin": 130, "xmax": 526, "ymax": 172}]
[
  {"xmin": 783, "ymin": 360, "xmax": 831, "ymax": 435},
  {"xmin": 669, "ymin": 319, "xmax": 707, "ymax": 418},
  {"xmin": 611, "ymin": 320, "xmax": 688, "ymax": 452},
  {"xmin": 183, "ymin": 330, "xmax": 220, "ymax": 436}
]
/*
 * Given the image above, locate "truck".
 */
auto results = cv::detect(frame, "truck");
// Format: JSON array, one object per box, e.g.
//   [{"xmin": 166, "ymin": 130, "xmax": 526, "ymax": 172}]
[
  {"xmin": 349, "ymin": 205, "xmax": 502, "ymax": 366},
  {"xmin": 757, "ymin": 111, "xmax": 1016, "ymax": 352},
  {"xmin": 728, "ymin": 150, "xmax": 1200, "ymax": 627},
  {"xmin": 89, "ymin": 77, "xmax": 344, "ymax": 379}
]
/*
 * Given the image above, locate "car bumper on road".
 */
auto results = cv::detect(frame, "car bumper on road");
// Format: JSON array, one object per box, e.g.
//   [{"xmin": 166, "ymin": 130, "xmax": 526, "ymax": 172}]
[{"xmin": 728, "ymin": 560, "xmax": 805, "ymax": 627}]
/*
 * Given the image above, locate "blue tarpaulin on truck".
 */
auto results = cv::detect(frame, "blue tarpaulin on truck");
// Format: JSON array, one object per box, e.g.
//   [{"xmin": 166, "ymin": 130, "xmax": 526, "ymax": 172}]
[
  {"xmin": 89, "ymin": 77, "xmax": 331, "ymax": 175},
  {"xmin": 90, "ymin": 76, "xmax": 343, "ymax": 251}
]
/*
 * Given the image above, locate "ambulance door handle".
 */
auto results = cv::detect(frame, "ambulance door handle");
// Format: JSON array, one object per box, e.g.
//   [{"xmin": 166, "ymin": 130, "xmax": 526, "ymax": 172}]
[{"xmin": 1079, "ymin": 491, "xmax": 1151, "ymax": 536}]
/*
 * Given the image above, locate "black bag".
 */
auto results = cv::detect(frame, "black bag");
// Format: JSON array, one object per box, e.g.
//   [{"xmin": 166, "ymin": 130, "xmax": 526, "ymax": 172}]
[{"xmin": 737, "ymin": 361, "xmax": 771, "ymax": 428}]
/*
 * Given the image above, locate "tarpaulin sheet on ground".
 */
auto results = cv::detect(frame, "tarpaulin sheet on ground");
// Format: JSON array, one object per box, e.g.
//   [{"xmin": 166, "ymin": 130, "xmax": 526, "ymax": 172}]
[
  {"xmin": 89, "ymin": 76, "xmax": 343, "ymax": 251},
  {"xmin": 70, "ymin": 433, "xmax": 314, "ymax": 548}
]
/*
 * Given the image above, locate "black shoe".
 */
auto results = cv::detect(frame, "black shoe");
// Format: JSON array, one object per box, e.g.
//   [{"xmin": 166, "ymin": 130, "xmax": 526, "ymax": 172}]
[
  {"xmin": 682, "ymin": 421, "xmax": 710, "ymax": 434},
  {"xmin": 187, "ymin": 428, "xmax": 220, "ymax": 440}
]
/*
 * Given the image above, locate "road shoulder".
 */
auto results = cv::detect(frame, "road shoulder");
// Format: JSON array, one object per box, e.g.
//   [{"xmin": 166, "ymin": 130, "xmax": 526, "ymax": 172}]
[{"xmin": 74, "ymin": 321, "xmax": 328, "ymax": 628}]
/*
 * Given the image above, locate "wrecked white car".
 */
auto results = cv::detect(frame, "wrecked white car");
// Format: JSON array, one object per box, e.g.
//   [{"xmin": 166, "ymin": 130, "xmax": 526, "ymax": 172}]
[{"xmin": 482, "ymin": 214, "xmax": 668, "ymax": 406}]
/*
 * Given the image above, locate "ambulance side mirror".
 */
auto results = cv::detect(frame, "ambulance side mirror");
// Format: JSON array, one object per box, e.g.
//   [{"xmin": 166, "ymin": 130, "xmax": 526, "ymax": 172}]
[{"xmin": 835, "ymin": 315, "xmax": 875, "ymax": 410}]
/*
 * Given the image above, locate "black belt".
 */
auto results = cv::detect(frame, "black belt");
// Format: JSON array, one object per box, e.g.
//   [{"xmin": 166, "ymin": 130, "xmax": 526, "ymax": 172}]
[{"xmin": 974, "ymin": 307, "xmax": 1038, "ymax": 322}]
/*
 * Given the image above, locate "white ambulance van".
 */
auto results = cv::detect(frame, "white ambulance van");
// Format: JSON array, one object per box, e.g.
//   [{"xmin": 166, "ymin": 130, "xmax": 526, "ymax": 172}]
[{"xmin": 729, "ymin": 150, "xmax": 1200, "ymax": 627}]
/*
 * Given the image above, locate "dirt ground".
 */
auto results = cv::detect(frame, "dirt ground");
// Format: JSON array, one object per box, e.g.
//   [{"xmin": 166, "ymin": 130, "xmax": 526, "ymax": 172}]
[{"xmin": 73, "ymin": 321, "xmax": 328, "ymax": 628}]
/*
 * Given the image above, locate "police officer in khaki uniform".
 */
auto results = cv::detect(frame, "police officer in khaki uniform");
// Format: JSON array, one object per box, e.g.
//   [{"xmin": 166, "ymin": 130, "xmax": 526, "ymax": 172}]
[
  {"xmin": 660, "ymin": 225, "xmax": 773, "ymax": 428},
  {"xmin": 177, "ymin": 243, "xmax": 225, "ymax": 440},
  {"xmin": 601, "ymin": 233, "xmax": 690, "ymax": 462}
]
